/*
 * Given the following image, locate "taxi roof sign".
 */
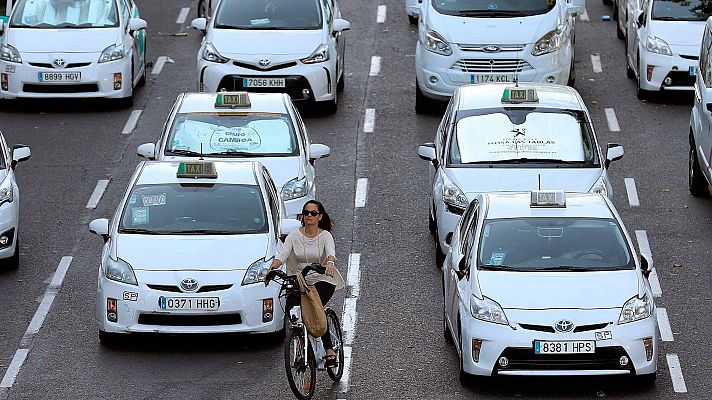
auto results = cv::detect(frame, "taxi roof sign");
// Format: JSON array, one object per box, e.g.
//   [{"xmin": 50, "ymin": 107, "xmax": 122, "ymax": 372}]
[
  {"xmin": 215, "ymin": 92, "xmax": 251, "ymax": 109},
  {"xmin": 530, "ymin": 190, "xmax": 566, "ymax": 208},
  {"xmin": 502, "ymin": 87, "xmax": 539, "ymax": 104},
  {"xmin": 177, "ymin": 161, "xmax": 218, "ymax": 179}
]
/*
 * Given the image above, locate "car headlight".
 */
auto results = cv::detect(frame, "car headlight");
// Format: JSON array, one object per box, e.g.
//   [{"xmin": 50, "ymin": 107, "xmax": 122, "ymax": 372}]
[
  {"xmin": 471, "ymin": 296, "xmax": 509, "ymax": 325},
  {"xmin": 300, "ymin": 43, "xmax": 329, "ymax": 64},
  {"xmin": 98, "ymin": 43, "xmax": 125, "ymax": 63},
  {"xmin": 202, "ymin": 42, "xmax": 229, "ymax": 63},
  {"xmin": 103, "ymin": 257, "xmax": 138, "ymax": 286},
  {"xmin": 242, "ymin": 258, "xmax": 273, "ymax": 285},
  {"xmin": 0, "ymin": 175, "xmax": 13, "ymax": 206},
  {"xmin": 421, "ymin": 29, "xmax": 452, "ymax": 56},
  {"xmin": 282, "ymin": 177, "xmax": 308, "ymax": 201},
  {"xmin": 442, "ymin": 173, "xmax": 468, "ymax": 214},
  {"xmin": 589, "ymin": 175, "xmax": 609, "ymax": 197},
  {"xmin": 618, "ymin": 294, "xmax": 652, "ymax": 324},
  {"xmin": 645, "ymin": 36, "xmax": 672, "ymax": 56},
  {"xmin": 531, "ymin": 24, "xmax": 568, "ymax": 56},
  {"xmin": 0, "ymin": 44, "xmax": 21, "ymax": 63}
]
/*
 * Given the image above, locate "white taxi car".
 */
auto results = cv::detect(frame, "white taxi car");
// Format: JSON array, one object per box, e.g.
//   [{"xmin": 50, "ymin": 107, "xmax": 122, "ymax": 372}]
[
  {"xmin": 443, "ymin": 191, "xmax": 658, "ymax": 383},
  {"xmin": 191, "ymin": 0, "xmax": 350, "ymax": 113},
  {"xmin": 689, "ymin": 17, "xmax": 712, "ymax": 197},
  {"xmin": 0, "ymin": 0, "xmax": 147, "ymax": 105},
  {"xmin": 413, "ymin": 0, "xmax": 584, "ymax": 113},
  {"xmin": 625, "ymin": 0, "xmax": 709, "ymax": 99},
  {"xmin": 135, "ymin": 92, "xmax": 330, "ymax": 218},
  {"xmin": 418, "ymin": 84, "xmax": 624, "ymax": 264},
  {"xmin": 89, "ymin": 160, "xmax": 301, "ymax": 343},
  {"xmin": 0, "ymin": 135, "xmax": 30, "ymax": 269}
]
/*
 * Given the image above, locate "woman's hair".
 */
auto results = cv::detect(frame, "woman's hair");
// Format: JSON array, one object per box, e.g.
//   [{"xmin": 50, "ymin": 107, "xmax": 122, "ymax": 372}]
[{"xmin": 302, "ymin": 200, "xmax": 332, "ymax": 232}]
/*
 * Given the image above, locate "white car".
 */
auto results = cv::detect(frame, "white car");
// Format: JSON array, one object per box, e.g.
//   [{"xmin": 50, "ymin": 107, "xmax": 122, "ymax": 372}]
[
  {"xmin": 89, "ymin": 160, "xmax": 302, "ymax": 342},
  {"xmin": 626, "ymin": 0, "xmax": 708, "ymax": 99},
  {"xmin": 0, "ymin": 134, "xmax": 29, "ymax": 269},
  {"xmin": 418, "ymin": 84, "xmax": 624, "ymax": 264},
  {"xmin": 0, "ymin": 0, "xmax": 147, "ymax": 105},
  {"xmin": 136, "ymin": 91, "xmax": 330, "ymax": 219},
  {"xmin": 688, "ymin": 17, "xmax": 712, "ymax": 197},
  {"xmin": 191, "ymin": 0, "xmax": 350, "ymax": 113},
  {"xmin": 616, "ymin": 0, "xmax": 643, "ymax": 40},
  {"xmin": 443, "ymin": 191, "xmax": 658, "ymax": 383},
  {"xmin": 413, "ymin": 0, "xmax": 584, "ymax": 113}
]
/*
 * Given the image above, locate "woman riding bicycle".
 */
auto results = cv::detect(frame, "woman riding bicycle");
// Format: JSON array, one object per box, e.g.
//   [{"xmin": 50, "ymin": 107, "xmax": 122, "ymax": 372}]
[{"xmin": 270, "ymin": 200, "xmax": 344, "ymax": 368}]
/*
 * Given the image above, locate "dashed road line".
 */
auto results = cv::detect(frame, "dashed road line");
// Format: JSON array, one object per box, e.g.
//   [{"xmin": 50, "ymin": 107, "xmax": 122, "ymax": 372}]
[
  {"xmin": 152, "ymin": 56, "xmax": 168, "ymax": 75},
  {"xmin": 346, "ymin": 253, "xmax": 361, "ymax": 297},
  {"xmin": 591, "ymin": 53, "xmax": 602, "ymax": 73},
  {"xmin": 176, "ymin": 7, "xmax": 190, "ymax": 24},
  {"xmin": 579, "ymin": 9, "xmax": 589, "ymax": 21},
  {"xmin": 340, "ymin": 254, "xmax": 361, "ymax": 393},
  {"xmin": 604, "ymin": 108, "xmax": 620, "ymax": 132},
  {"xmin": 355, "ymin": 178, "xmax": 368, "ymax": 208},
  {"xmin": 656, "ymin": 308, "xmax": 674, "ymax": 342},
  {"xmin": 634, "ymin": 230, "xmax": 661, "ymax": 297},
  {"xmin": 369, "ymin": 56, "xmax": 381, "ymax": 77},
  {"xmin": 624, "ymin": 177, "xmax": 640, "ymax": 206},
  {"xmin": 339, "ymin": 346, "xmax": 353, "ymax": 393},
  {"xmin": 0, "ymin": 349, "xmax": 29, "ymax": 389},
  {"xmin": 121, "ymin": 109, "xmax": 142, "ymax": 135},
  {"xmin": 667, "ymin": 354, "xmax": 688, "ymax": 393},
  {"xmin": 363, "ymin": 108, "xmax": 375, "ymax": 133},
  {"xmin": 23, "ymin": 257, "xmax": 73, "ymax": 342},
  {"xmin": 376, "ymin": 5, "xmax": 386, "ymax": 23},
  {"xmin": 86, "ymin": 180, "xmax": 110, "ymax": 209}
]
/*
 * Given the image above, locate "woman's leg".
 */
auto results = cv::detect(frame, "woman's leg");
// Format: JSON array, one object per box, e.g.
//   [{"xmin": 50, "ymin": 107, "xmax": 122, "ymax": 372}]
[{"xmin": 314, "ymin": 281, "xmax": 335, "ymax": 350}]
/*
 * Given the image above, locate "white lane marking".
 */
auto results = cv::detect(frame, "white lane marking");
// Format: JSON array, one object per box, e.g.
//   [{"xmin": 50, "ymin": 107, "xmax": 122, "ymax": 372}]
[
  {"xmin": 634, "ymin": 230, "xmax": 661, "ymax": 297},
  {"xmin": 342, "ymin": 297, "xmax": 357, "ymax": 346},
  {"xmin": 624, "ymin": 178, "xmax": 640, "ymax": 207},
  {"xmin": 152, "ymin": 56, "xmax": 168, "ymax": 75},
  {"xmin": 0, "ymin": 349, "xmax": 29, "ymax": 389},
  {"xmin": 376, "ymin": 5, "xmax": 386, "ymax": 23},
  {"xmin": 667, "ymin": 354, "xmax": 688, "ymax": 393},
  {"xmin": 363, "ymin": 108, "xmax": 375, "ymax": 133},
  {"xmin": 579, "ymin": 9, "xmax": 589, "ymax": 21},
  {"xmin": 121, "ymin": 109, "xmax": 142, "ymax": 135},
  {"xmin": 656, "ymin": 308, "xmax": 674, "ymax": 342},
  {"xmin": 355, "ymin": 178, "xmax": 368, "ymax": 208},
  {"xmin": 591, "ymin": 53, "xmax": 602, "ymax": 73},
  {"xmin": 347, "ymin": 253, "xmax": 361, "ymax": 298},
  {"xmin": 49, "ymin": 256, "xmax": 73, "ymax": 290},
  {"xmin": 176, "ymin": 7, "xmax": 190, "ymax": 24},
  {"xmin": 369, "ymin": 56, "xmax": 381, "ymax": 77},
  {"xmin": 86, "ymin": 179, "xmax": 110, "ymax": 209},
  {"xmin": 604, "ymin": 108, "xmax": 620, "ymax": 132},
  {"xmin": 339, "ymin": 346, "xmax": 353, "ymax": 393},
  {"xmin": 24, "ymin": 293, "xmax": 56, "ymax": 338}
]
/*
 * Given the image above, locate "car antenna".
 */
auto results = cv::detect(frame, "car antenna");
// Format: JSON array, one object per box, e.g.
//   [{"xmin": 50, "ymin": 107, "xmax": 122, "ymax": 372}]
[
  {"xmin": 538, "ymin": 173, "xmax": 541, "ymax": 190},
  {"xmin": 200, "ymin": 143, "xmax": 205, "ymax": 161},
  {"xmin": 514, "ymin": 47, "xmax": 521, "ymax": 87}
]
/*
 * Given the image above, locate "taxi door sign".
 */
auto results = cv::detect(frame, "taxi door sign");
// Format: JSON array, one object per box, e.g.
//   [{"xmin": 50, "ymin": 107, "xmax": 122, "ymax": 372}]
[{"xmin": 177, "ymin": 162, "xmax": 218, "ymax": 179}]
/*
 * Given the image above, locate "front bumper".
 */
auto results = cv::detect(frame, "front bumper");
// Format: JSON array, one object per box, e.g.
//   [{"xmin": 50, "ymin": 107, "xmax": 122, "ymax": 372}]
[
  {"xmin": 97, "ymin": 270, "xmax": 284, "ymax": 334},
  {"xmin": 0, "ymin": 199, "xmax": 19, "ymax": 259},
  {"xmin": 638, "ymin": 50, "xmax": 697, "ymax": 92},
  {"xmin": 461, "ymin": 308, "xmax": 659, "ymax": 376}
]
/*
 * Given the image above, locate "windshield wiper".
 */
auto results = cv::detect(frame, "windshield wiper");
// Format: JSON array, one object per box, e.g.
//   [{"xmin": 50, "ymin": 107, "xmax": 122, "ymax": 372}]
[
  {"xmin": 479, "ymin": 264, "xmax": 510, "ymax": 271},
  {"xmin": 120, "ymin": 228, "xmax": 165, "ymax": 235},
  {"xmin": 172, "ymin": 229, "xmax": 236, "ymax": 235},
  {"xmin": 470, "ymin": 158, "xmax": 586, "ymax": 165},
  {"xmin": 458, "ymin": 9, "xmax": 528, "ymax": 17},
  {"xmin": 213, "ymin": 151, "xmax": 287, "ymax": 157},
  {"xmin": 166, "ymin": 149, "xmax": 204, "ymax": 156},
  {"xmin": 653, "ymin": 16, "xmax": 687, "ymax": 21},
  {"xmin": 534, "ymin": 265, "xmax": 600, "ymax": 271}
]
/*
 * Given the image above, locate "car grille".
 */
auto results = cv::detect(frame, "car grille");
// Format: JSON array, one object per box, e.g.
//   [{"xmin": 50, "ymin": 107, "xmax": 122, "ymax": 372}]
[
  {"xmin": 573, "ymin": 322, "xmax": 610, "ymax": 333},
  {"xmin": 146, "ymin": 284, "xmax": 233, "ymax": 293},
  {"xmin": 138, "ymin": 313, "xmax": 242, "ymax": 326},
  {"xmin": 217, "ymin": 74, "xmax": 315, "ymax": 101},
  {"xmin": 458, "ymin": 44, "xmax": 525, "ymax": 52},
  {"xmin": 494, "ymin": 346, "xmax": 634, "ymax": 373},
  {"xmin": 233, "ymin": 60, "xmax": 298, "ymax": 72},
  {"xmin": 452, "ymin": 58, "xmax": 533, "ymax": 73},
  {"xmin": 519, "ymin": 323, "xmax": 555, "ymax": 333},
  {"xmin": 23, "ymin": 84, "xmax": 99, "ymax": 93},
  {"xmin": 663, "ymin": 71, "xmax": 695, "ymax": 87},
  {"xmin": 519, "ymin": 322, "xmax": 610, "ymax": 333},
  {"xmin": 28, "ymin": 62, "xmax": 92, "ymax": 68}
]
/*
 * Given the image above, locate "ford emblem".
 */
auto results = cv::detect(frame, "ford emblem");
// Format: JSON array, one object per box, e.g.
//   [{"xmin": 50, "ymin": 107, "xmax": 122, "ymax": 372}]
[{"xmin": 483, "ymin": 45, "xmax": 501, "ymax": 53}]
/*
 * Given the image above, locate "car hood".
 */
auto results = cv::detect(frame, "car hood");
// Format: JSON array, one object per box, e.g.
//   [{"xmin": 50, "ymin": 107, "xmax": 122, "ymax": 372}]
[
  {"xmin": 427, "ymin": 10, "xmax": 559, "ymax": 45},
  {"xmin": 210, "ymin": 29, "xmax": 324, "ymax": 58},
  {"xmin": 115, "ymin": 233, "xmax": 269, "ymax": 271},
  {"xmin": 477, "ymin": 270, "xmax": 639, "ymax": 309},
  {"xmin": 649, "ymin": 20, "xmax": 705, "ymax": 47},
  {"xmin": 446, "ymin": 168, "xmax": 601, "ymax": 196},
  {"xmin": 7, "ymin": 28, "xmax": 120, "ymax": 53}
]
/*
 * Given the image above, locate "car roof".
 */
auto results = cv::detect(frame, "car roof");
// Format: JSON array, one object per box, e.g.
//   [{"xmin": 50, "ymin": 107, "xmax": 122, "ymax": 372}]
[
  {"xmin": 135, "ymin": 161, "xmax": 261, "ymax": 185},
  {"xmin": 483, "ymin": 192, "xmax": 615, "ymax": 219},
  {"xmin": 175, "ymin": 92, "xmax": 289, "ymax": 114},
  {"xmin": 456, "ymin": 83, "xmax": 585, "ymax": 112}
]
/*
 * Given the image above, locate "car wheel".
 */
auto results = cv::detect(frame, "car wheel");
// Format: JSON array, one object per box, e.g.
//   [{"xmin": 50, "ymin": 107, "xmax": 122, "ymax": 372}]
[
  {"xmin": 337, "ymin": 64, "xmax": 345, "ymax": 92},
  {"xmin": 408, "ymin": 14, "xmax": 418, "ymax": 24},
  {"xmin": 197, "ymin": 0, "xmax": 206, "ymax": 17},
  {"xmin": 98, "ymin": 330, "xmax": 123, "ymax": 347},
  {"xmin": 3, "ymin": 236, "xmax": 19, "ymax": 270},
  {"xmin": 137, "ymin": 42, "xmax": 147, "ymax": 88},
  {"xmin": 626, "ymin": 41, "xmax": 635, "ymax": 79},
  {"xmin": 635, "ymin": 372, "xmax": 657, "ymax": 386},
  {"xmin": 616, "ymin": 19, "xmax": 625, "ymax": 39},
  {"xmin": 689, "ymin": 140, "xmax": 710, "ymax": 197},
  {"xmin": 415, "ymin": 81, "xmax": 432, "ymax": 114},
  {"xmin": 603, "ymin": 0, "xmax": 612, "ymax": 4},
  {"xmin": 319, "ymin": 88, "xmax": 338, "ymax": 114},
  {"xmin": 434, "ymin": 229, "xmax": 445, "ymax": 268},
  {"xmin": 613, "ymin": 0, "xmax": 619, "ymax": 20}
]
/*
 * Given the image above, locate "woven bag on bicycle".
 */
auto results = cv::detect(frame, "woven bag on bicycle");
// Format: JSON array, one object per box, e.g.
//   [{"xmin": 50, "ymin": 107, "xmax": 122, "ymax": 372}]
[{"xmin": 296, "ymin": 273, "xmax": 327, "ymax": 337}]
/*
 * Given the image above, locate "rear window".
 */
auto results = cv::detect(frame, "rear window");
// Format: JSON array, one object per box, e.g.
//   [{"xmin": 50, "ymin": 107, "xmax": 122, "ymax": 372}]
[
  {"xmin": 432, "ymin": 0, "xmax": 555, "ymax": 17},
  {"xmin": 215, "ymin": 0, "xmax": 322, "ymax": 29}
]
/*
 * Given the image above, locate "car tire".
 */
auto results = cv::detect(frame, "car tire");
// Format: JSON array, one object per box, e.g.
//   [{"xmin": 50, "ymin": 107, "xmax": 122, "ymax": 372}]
[
  {"xmin": 435, "ymin": 230, "xmax": 445, "ymax": 268},
  {"xmin": 319, "ymin": 92, "xmax": 338, "ymax": 114},
  {"xmin": 626, "ymin": 42, "xmax": 635, "ymax": 79},
  {"xmin": 603, "ymin": 0, "xmax": 612, "ymax": 4},
  {"xmin": 616, "ymin": 20, "xmax": 625, "ymax": 39},
  {"xmin": 689, "ymin": 139, "xmax": 710, "ymax": 197},
  {"xmin": 613, "ymin": 0, "xmax": 619, "ymax": 20},
  {"xmin": 98, "ymin": 330, "xmax": 123, "ymax": 347},
  {"xmin": 635, "ymin": 372, "xmax": 657, "ymax": 386},
  {"xmin": 137, "ymin": 42, "xmax": 147, "ymax": 88},
  {"xmin": 3, "ymin": 237, "xmax": 19, "ymax": 270},
  {"xmin": 408, "ymin": 14, "xmax": 418, "ymax": 24},
  {"xmin": 337, "ymin": 65, "xmax": 345, "ymax": 93},
  {"xmin": 197, "ymin": 0, "xmax": 206, "ymax": 17},
  {"xmin": 415, "ymin": 82, "xmax": 432, "ymax": 114}
]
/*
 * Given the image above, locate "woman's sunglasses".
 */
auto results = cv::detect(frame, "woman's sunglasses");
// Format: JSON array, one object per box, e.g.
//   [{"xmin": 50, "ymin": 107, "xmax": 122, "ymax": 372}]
[{"xmin": 302, "ymin": 210, "xmax": 320, "ymax": 217}]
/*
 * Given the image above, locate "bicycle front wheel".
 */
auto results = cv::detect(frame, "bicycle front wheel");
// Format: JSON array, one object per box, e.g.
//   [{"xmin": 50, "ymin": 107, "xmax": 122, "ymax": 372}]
[
  {"xmin": 285, "ymin": 327, "xmax": 316, "ymax": 400},
  {"xmin": 325, "ymin": 308, "xmax": 345, "ymax": 382}
]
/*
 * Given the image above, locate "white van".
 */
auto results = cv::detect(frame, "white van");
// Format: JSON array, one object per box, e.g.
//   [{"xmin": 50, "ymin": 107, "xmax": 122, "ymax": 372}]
[{"xmin": 689, "ymin": 17, "xmax": 712, "ymax": 197}]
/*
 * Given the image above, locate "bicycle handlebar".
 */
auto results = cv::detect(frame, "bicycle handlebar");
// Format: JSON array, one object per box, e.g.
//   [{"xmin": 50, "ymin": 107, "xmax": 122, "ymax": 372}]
[{"xmin": 264, "ymin": 263, "xmax": 327, "ymax": 287}]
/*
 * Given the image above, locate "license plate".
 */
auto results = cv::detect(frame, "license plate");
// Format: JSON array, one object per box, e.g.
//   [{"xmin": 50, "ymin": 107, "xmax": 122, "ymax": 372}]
[
  {"xmin": 534, "ymin": 340, "xmax": 595, "ymax": 354},
  {"xmin": 38, "ymin": 72, "xmax": 81, "ymax": 82},
  {"xmin": 159, "ymin": 297, "xmax": 219, "ymax": 311},
  {"xmin": 472, "ymin": 74, "xmax": 511, "ymax": 83},
  {"xmin": 242, "ymin": 77, "xmax": 285, "ymax": 88}
]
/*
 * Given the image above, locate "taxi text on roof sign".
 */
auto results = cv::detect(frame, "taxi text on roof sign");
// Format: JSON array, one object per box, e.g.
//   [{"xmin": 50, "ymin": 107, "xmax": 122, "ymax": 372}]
[
  {"xmin": 530, "ymin": 190, "xmax": 566, "ymax": 208},
  {"xmin": 502, "ymin": 87, "xmax": 539, "ymax": 104},
  {"xmin": 177, "ymin": 161, "xmax": 218, "ymax": 179},
  {"xmin": 215, "ymin": 92, "xmax": 251, "ymax": 109}
]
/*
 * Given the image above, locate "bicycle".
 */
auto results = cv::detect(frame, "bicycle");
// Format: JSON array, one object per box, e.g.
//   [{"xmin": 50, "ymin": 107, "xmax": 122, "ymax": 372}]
[{"xmin": 265, "ymin": 264, "xmax": 345, "ymax": 400}]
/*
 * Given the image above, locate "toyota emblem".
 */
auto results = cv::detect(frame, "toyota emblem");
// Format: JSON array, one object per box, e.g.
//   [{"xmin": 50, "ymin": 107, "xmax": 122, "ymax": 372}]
[
  {"xmin": 483, "ymin": 45, "xmax": 501, "ymax": 53},
  {"xmin": 554, "ymin": 320, "xmax": 574, "ymax": 333},
  {"xmin": 258, "ymin": 59, "xmax": 271, "ymax": 68},
  {"xmin": 180, "ymin": 278, "xmax": 199, "ymax": 292},
  {"xmin": 52, "ymin": 59, "xmax": 66, "ymax": 68}
]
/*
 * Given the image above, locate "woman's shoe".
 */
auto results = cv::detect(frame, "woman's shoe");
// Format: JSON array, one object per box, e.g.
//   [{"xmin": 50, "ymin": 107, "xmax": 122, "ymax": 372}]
[{"xmin": 325, "ymin": 354, "xmax": 337, "ymax": 368}]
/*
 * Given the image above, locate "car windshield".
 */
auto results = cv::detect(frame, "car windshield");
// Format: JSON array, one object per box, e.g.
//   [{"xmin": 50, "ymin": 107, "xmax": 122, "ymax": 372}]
[
  {"xmin": 10, "ymin": 0, "xmax": 119, "ymax": 28},
  {"xmin": 652, "ymin": 0, "xmax": 712, "ymax": 21},
  {"xmin": 165, "ymin": 112, "xmax": 299, "ymax": 157},
  {"xmin": 432, "ymin": 0, "xmax": 555, "ymax": 17},
  {"xmin": 215, "ymin": 0, "xmax": 322, "ymax": 30},
  {"xmin": 448, "ymin": 108, "xmax": 599, "ymax": 166},
  {"xmin": 478, "ymin": 217, "xmax": 634, "ymax": 271},
  {"xmin": 119, "ymin": 183, "xmax": 269, "ymax": 234}
]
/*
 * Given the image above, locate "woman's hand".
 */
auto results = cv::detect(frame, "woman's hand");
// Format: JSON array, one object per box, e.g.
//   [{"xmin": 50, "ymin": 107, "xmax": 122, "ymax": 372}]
[{"xmin": 325, "ymin": 264, "xmax": 335, "ymax": 277}]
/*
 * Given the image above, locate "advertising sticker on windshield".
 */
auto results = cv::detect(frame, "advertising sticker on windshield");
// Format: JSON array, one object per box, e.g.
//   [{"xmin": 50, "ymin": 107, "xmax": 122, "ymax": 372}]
[
  {"xmin": 210, "ymin": 127, "xmax": 262, "ymax": 151},
  {"xmin": 142, "ymin": 193, "xmax": 166, "ymax": 207},
  {"xmin": 132, "ymin": 207, "xmax": 149, "ymax": 225}
]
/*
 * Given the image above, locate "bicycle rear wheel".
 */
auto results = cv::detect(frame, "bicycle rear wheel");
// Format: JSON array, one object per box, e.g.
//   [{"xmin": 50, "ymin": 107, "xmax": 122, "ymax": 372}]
[
  {"xmin": 285, "ymin": 327, "xmax": 316, "ymax": 400},
  {"xmin": 325, "ymin": 308, "xmax": 345, "ymax": 381}
]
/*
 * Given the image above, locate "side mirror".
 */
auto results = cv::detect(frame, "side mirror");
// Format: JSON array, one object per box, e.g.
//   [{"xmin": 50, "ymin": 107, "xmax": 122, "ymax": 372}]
[
  {"xmin": 11, "ymin": 145, "xmax": 30, "ymax": 168},
  {"xmin": 191, "ymin": 17, "xmax": 207, "ymax": 32},
  {"xmin": 640, "ymin": 254, "xmax": 651, "ymax": 278},
  {"xmin": 605, "ymin": 143, "xmax": 624, "ymax": 168},
  {"xmin": 409, "ymin": 5, "xmax": 421, "ymax": 17},
  {"xmin": 566, "ymin": 1, "xmax": 583, "ymax": 16},
  {"xmin": 332, "ymin": 19, "xmax": 351, "ymax": 32},
  {"xmin": 637, "ymin": 11, "xmax": 645, "ymax": 27},
  {"xmin": 89, "ymin": 218, "xmax": 110, "ymax": 242},
  {"xmin": 280, "ymin": 218, "xmax": 301, "ymax": 241},
  {"xmin": 128, "ymin": 18, "xmax": 147, "ymax": 32},
  {"xmin": 137, "ymin": 143, "xmax": 156, "ymax": 160},
  {"xmin": 706, "ymin": 103, "xmax": 712, "ymax": 113},
  {"xmin": 309, "ymin": 143, "xmax": 330, "ymax": 161},
  {"xmin": 418, "ymin": 143, "xmax": 436, "ymax": 161}
]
